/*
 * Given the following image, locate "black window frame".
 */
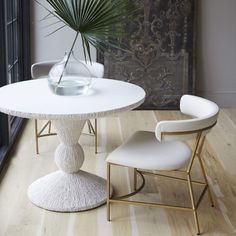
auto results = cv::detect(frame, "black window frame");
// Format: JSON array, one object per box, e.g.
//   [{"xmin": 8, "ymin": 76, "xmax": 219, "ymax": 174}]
[{"xmin": 0, "ymin": 0, "xmax": 30, "ymax": 174}]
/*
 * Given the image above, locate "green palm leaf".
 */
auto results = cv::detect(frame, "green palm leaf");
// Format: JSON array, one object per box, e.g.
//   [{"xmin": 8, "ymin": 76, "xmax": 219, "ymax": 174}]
[{"xmin": 39, "ymin": 0, "xmax": 140, "ymax": 61}]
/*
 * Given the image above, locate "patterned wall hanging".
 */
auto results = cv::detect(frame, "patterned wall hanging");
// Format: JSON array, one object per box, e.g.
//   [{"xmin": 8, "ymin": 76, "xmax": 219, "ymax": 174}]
[{"xmin": 98, "ymin": 0, "xmax": 196, "ymax": 109}]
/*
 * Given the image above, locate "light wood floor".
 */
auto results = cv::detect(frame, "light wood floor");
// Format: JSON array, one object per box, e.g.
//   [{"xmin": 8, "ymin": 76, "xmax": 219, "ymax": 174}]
[{"xmin": 0, "ymin": 110, "xmax": 236, "ymax": 236}]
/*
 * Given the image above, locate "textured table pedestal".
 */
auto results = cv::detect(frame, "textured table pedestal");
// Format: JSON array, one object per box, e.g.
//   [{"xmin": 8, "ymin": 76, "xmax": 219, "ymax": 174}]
[
  {"xmin": 28, "ymin": 120, "xmax": 107, "ymax": 212},
  {"xmin": 28, "ymin": 170, "xmax": 107, "ymax": 212}
]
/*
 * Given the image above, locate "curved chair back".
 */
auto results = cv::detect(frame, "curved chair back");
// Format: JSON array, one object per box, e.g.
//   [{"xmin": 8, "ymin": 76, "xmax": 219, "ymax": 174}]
[
  {"xmin": 31, "ymin": 60, "xmax": 104, "ymax": 78},
  {"xmin": 155, "ymin": 95, "xmax": 219, "ymax": 141}
]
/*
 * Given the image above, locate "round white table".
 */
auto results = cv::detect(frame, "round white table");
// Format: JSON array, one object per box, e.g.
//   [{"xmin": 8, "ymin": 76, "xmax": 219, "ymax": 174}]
[{"xmin": 0, "ymin": 78, "xmax": 145, "ymax": 212}]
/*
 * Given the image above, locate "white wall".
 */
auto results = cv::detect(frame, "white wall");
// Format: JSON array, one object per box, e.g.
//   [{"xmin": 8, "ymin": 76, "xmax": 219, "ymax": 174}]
[
  {"xmin": 30, "ymin": 1, "xmax": 96, "ymax": 63},
  {"xmin": 31, "ymin": 1, "xmax": 236, "ymax": 107},
  {"xmin": 197, "ymin": 0, "xmax": 236, "ymax": 107}
]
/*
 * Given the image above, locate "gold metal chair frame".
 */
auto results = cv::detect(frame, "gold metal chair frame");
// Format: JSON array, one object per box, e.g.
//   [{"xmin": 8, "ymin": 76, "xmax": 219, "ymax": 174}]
[
  {"xmin": 106, "ymin": 122, "xmax": 217, "ymax": 235},
  {"xmin": 35, "ymin": 119, "xmax": 98, "ymax": 154}
]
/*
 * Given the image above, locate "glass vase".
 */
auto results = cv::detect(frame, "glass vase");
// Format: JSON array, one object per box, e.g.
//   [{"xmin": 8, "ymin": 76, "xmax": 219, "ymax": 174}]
[{"xmin": 48, "ymin": 51, "xmax": 92, "ymax": 96}]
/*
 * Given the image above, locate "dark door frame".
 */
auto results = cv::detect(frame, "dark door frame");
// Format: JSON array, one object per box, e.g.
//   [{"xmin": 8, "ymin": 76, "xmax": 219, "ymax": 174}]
[{"xmin": 0, "ymin": 0, "xmax": 30, "ymax": 174}]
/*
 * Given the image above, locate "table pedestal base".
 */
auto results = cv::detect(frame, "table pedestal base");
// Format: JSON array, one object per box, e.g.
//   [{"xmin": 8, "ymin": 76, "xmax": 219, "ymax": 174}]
[{"xmin": 27, "ymin": 170, "xmax": 108, "ymax": 212}]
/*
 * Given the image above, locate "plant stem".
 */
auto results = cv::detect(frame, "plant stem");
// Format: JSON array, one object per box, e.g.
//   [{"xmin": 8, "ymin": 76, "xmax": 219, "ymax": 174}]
[{"xmin": 57, "ymin": 31, "xmax": 80, "ymax": 85}]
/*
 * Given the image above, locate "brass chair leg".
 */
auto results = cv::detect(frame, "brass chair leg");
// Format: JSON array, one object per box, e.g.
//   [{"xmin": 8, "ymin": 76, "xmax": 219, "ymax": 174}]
[
  {"xmin": 198, "ymin": 156, "xmax": 214, "ymax": 207},
  {"xmin": 187, "ymin": 173, "xmax": 200, "ymax": 235},
  {"xmin": 197, "ymin": 136, "xmax": 214, "ymax": 207},
  {"xmin": 134, "ymin": 168, "xmax": 137, "ymax": 191},
  {"xmin": 34, "ymin": 119, "xmax": 39, "ymax": 155},
  {"xmin": 86, "ymin": 119, "xmax": 98, "ymax": 154},
  {"xmin": 87, "ymin": 120, "xmax": 92, "ymax": 134},
  {"xmin": 48, "ymin": 120, "xmax": 52, "ymax": 134},
  {"xmin": 95, "ymin": 119, "xmax": 98, "ymax": 154},
  {"xmin": 107, "ymin": 163, "xmax": 111, "ymax": 221}
]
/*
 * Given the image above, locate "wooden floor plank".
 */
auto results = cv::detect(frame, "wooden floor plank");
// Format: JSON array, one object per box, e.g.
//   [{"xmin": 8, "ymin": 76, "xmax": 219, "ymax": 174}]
[
  {"xmin": 207, "ymin": 110, "xmax": 236, "ymax": 175},
  {"xmin": 0, "ymin": 110, "xmax": 236, "ymax": 235}
]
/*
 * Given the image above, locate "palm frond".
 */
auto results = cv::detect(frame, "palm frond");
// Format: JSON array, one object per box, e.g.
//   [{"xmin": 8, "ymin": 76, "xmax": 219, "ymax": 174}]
[{"xmin": 39, "ymin": 0, "xmax": 141, "ymax": 61}]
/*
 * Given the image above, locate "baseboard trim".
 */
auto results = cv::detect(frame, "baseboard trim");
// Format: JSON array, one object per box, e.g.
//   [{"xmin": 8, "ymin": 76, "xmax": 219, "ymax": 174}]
[{"xmin": 196, "ymin": 90, "xmax": 236, "ymax": 107}]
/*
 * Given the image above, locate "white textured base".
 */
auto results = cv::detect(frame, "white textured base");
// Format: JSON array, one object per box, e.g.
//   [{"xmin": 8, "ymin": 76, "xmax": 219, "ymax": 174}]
[{"xmin": 28, "ymin": 170, "xmax": 109, "ymax": 212}]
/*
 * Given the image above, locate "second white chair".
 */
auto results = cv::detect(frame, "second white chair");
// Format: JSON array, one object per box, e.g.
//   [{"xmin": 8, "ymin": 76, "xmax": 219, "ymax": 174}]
[
  {"xmin": 106, "ymin": 95, "xmax": 219, "ymax": 235},
  {"xmin": 31, "ymin": 60, "xmax": 104, "ymax": 154}
]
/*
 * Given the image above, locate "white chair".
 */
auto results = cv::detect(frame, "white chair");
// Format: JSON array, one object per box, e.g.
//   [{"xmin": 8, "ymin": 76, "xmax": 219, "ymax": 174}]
[
  {"xmin": 106, "ymin": 95, "xmax": 219, "ymax": 235},
  {"xmin": 31, "ymin": 60, "xmax": 104, "ymax": 154}
]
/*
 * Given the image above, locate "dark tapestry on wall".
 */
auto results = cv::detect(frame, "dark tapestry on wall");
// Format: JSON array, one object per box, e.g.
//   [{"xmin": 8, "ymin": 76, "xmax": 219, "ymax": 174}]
[{"xmin": 98, "ymin": 0, "xmax": 196, "ymax": 109}]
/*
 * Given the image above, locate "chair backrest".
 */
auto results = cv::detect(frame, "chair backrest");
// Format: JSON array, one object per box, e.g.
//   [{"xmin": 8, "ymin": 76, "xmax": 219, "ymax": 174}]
[
  {"xmin": 155, "ymin": 95, "xmax": 219, "ymax": 142},
  {"xmin": 31, "ymin": 60, "xmax": 104, "ymax": 78}
]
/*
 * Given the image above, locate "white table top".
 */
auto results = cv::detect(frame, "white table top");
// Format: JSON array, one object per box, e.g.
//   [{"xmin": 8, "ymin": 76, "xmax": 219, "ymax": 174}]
[{"xmin": 0, "ymin": 78, "xmax": 145, "ymax": 120}]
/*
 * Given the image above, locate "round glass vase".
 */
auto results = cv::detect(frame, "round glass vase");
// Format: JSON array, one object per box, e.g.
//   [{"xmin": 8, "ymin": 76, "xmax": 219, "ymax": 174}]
[{"xmin": 48, "ymin": 51, "xmax": 92, "ymax": 96}]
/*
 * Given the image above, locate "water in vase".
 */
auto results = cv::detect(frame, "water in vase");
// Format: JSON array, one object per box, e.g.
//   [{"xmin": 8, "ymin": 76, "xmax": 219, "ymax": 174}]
[{"xmin": 48, "ymin": 75, "xmax": 90, "ymax": 96}]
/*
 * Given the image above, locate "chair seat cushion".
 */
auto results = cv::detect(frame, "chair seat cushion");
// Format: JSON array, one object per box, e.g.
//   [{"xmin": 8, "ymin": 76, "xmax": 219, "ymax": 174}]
[{"xmin": 106, "ymin": 131, "xmax": 192, "ymax": 171}]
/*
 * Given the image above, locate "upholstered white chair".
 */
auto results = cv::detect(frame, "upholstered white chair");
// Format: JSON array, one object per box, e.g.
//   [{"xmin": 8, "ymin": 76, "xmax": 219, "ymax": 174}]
[
  {"xmin": 106, "ymin": 95, "xmax": 219, "ymax": 235},
  {"xmin": 31, "ymin": 60, "xmax": 104, "ymax": 154}
]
